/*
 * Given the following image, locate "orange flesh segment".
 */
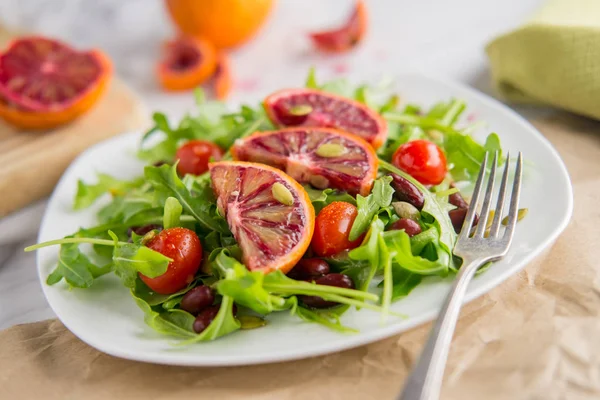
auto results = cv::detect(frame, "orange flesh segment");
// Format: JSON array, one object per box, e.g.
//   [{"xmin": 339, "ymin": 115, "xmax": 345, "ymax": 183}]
[
  {"xmin": 232, "ymin": 127, "xmax": 378, "ymax": 196},
  {"xmin": 263, "ymin": 88, "xmax": 387, "ymax": 149},
  {"xmin": 209, "ymin": 161, "xmax": 315, "ymax": 274},
  {"xmin": 0, "ymin": 36, "xmax": 112, "ymax": 113},
  {"xmin": 309, "ymin": 0, "xmax": 368, "ymax": 53}
]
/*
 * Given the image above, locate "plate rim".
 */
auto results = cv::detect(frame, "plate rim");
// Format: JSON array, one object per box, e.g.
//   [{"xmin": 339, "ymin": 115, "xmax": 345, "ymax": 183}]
[{"xmin": 36, "ymin": 72, "xmax": 574, "ymax": 366}]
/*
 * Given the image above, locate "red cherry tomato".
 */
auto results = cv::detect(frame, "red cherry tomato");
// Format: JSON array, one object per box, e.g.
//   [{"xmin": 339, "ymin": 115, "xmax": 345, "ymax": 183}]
[
  {"xmin": 391, "ymin": 139, "xmax": 447, "ymax": 185},
  {"xmin": 141, "ymin": 227, "xmax": 202, "ymax": 294},
  {"xmin": 311, "ymin": 201, "xmax": 364, "ymax": 257},
  {"xmin": 176, "ymin": 140, "xmax": 224, "ymax": 176}
]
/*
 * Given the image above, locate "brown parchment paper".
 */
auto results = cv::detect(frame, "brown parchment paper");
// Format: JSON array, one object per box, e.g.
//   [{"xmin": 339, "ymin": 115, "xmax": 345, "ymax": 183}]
[{"xmin": 0, "ymin": 113, "xmax": 599, "ymax": 400}]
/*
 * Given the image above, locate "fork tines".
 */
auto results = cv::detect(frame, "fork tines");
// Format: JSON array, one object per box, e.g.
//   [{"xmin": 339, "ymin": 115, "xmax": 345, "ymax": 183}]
[{"xmin": 459, "ymin": 151, "xmax": 523, "ymax": 242}]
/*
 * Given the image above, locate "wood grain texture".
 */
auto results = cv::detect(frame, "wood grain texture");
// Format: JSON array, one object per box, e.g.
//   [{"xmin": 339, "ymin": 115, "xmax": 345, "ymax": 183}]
[{"xmin": 0, "ymin": 29, "xmax": 147, "ymax": 217}]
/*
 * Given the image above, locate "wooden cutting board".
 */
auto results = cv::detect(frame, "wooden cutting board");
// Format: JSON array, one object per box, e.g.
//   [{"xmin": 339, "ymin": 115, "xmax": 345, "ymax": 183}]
[{"xmin": 0, "ymin": 28, "xmax": 148, "ymax": 217}]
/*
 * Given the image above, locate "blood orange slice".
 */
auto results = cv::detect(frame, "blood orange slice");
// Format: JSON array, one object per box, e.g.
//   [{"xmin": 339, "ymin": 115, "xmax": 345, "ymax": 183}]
[
  {"xmin": 263, "ymin": 88, "xmax": 387, "ymax": 149},
  {"xmin": 0, "ymin": 36, "xmax": 112, "ymax": 112},
  {"xmin": 232, "ymin": 127, "xmax": 378, "ymax": 196},
  {"xmin": 213, "ymin": 52, "xmax": 232, "ymax": 100},
  {"xmin": 209, "ymin": 161, "xmax": 315, "ymax": 274},
  {"xmin": 309, "ymin": 0, "xmax": 367, "ymax": 53},
  {"xmin": 156, "ymin": 36, "xmax": 216, "ymax": 91}
]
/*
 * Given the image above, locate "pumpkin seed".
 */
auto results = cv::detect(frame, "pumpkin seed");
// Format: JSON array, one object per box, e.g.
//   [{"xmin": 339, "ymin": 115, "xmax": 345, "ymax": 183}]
[
  {"xmin": 272, "ymin": 182, "xmax": 294, "ymax": 206},
  {"xmin": 288, "ymin": 104, "xmax": 313, "ymax": 116},
  {"xmin": 309, "ymin": 175, "xmax": 329, "ymax": 190},
  {"xmin": 238, "ymin": 315, "xmax": 267, "ymax": 330},
  {"xmin": 140, "ymin": 230, "xmax": 158, "ymax": 245},
  {"xmin": 392, "ymin": 201, "xmax": 421, "ymax": 221},
  {"xmin": 502, "ymin": 208, "xmax": 528, "ymax": 225},
  {"xmin": 316, "ymin": 143, "xmax": 347, "ymax": 158}
]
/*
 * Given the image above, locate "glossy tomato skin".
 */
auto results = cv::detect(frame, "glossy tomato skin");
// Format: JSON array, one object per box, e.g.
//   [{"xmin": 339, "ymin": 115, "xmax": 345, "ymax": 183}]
[
  {"xmin": 176, "ymin": 140, "xmax": 224, "ymax": 176},
  {"xmin": 312, "ymin": 201, "xmax": 364, "ymax": 257},
  {"xmin": 392, "ymin": 140, "xmax": 447, "ymax": 185},
  {"xmin": 141, "ymin": 227, "xmax": 203, "ymax": 294}
]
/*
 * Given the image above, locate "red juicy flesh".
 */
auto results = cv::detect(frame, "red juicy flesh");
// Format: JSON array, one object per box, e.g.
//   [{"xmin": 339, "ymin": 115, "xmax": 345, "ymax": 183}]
[
  {"xmin": 210, "ymin": 164, "xmax": 307, "ymax": 271},
  {"xmin": 310, "ymin": 4, "xmax": 362, "ymax": 50},
  {"xmin": 0, "ymin": 37, "xmax": 103, "ymax": 111},
  {"xmin": 268, "ymin": 90, "xmax": 382, "ymax": 142},
  {"xmin": 234, "ymin": 129, "xmax": 375, "ymax": 196},
  {"xmin": 166, "ymin": 41, "xmax": 202, "ymax": 72}
]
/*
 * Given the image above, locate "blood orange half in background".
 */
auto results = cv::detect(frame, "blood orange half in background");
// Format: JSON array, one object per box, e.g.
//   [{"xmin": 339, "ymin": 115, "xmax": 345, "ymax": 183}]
[
  {"xmin": 209, "ymin": 161, "xmax": 315, "ymax": 274},
  {"xmin": 232, "ymin": 127, "xmax": 378, "ymax": 196},
  {"xmin": 263, "ymin": 88, "xmax": 387, "ymax": 149},
  {"xmin": 0, "ymin": 36, "xmax": 112, "ymax": 113}
]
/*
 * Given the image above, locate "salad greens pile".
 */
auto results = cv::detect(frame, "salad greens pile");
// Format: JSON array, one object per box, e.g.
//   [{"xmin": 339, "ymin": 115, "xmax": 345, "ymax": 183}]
[{"xmin": 26, "ymin": 69, "xmax": 503, "ymax": 342}]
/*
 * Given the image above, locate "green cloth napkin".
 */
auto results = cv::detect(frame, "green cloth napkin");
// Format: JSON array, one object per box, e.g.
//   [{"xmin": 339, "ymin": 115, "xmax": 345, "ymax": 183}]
[{"xmin": 486, "ymin": 0, "xmax": 600, "ymax": 120}]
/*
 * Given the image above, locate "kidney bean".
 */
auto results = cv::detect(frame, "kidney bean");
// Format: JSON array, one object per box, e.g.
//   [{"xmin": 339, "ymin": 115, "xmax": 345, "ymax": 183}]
[
  {"xmin": 128, "ymin": 224, "xmax": 162, "ymax": 237},
  {"xmin": 287, "ymin": 258, "xmax": 330, "ymax": 280},
  {"xmin": 152, "ymin": 161, "xmax": 170, "ymax": 167},
  {"xmin": 448, "ymin": 183, "xmax": 469, "ymax": 209},
  {"xmin": 180, "ymin": 286, "xmax": 215, "ymax": 315},
  {"xmin": 193, "ymin": 306, "xmax": 220, "ymax": 333},
  {"xmin": 449, "ymin": 208, "xmax": 479, "ymax": 233},
  {"xmin": 388, "ymin": 218, "xmax": 422, "ymax": 237},
  {"xmin": 389, "ymin": 174, "xmax": 424, "ymax": 210},
  {"xmin": 301, "ymin": 273, "xmax": 355, "ymax": 309}
]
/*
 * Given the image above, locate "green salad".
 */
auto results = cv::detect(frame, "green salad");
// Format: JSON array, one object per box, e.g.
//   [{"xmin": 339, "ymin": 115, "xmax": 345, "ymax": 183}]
[{"xmin": 26, "ymin": 69, "xmax": 505, "ymax": 343}]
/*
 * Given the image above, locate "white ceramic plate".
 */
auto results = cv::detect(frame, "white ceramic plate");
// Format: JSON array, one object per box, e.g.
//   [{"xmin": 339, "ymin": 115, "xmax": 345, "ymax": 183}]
[{"xmin": 36, "ymin": 73, "xmax": 573, "ymax": 366}]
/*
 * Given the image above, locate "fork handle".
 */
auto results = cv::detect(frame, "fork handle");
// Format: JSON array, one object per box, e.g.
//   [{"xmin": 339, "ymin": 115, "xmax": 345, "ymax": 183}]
[{"xmin": 398, "ymin": 258, "xmax": 483, "ymax": 400}]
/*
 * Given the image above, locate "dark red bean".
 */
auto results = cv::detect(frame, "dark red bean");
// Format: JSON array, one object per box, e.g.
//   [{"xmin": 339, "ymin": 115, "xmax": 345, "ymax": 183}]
[
  {"xmin": 300, "ymin": 273, "xmax": 355, "ymax": 309},
  {"xmin": 153, "ymin": 161, "xmax": 170, "ymax": 167},
  {"xmin": 448, "ymin": 183, "xmax": 469, "ymax": 209},
  {"xmin": 287, "ymin": 258, "xmax": 330, "ymax": 280},
  {"xmin": 180, "ymin": 286, "xmax": 215, "ymax": 315},
  {"xmin": 128, "ymin": 224, "xmax": 162, "ymax": 237},
  {"xmin": 388, "ymin": 218, "xmax": 422, "ymax": 237},
  {"xmin": 449, "ymin": 208, "xmax": 480, "ymax": 233},
  {"xmin": 390, "ymin": 174, "xmax": 425, "ymax": 210},
  {"xmin": 193, "ymin": 306, "xmax": 220, "ymax": 333}
]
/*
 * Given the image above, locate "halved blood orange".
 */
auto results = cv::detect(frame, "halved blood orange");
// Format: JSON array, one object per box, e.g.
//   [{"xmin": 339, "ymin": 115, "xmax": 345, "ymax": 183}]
[
  {"xmin": 156, "ymin": 36, "xmax": 216, "ymax": 91},
  {"xmin": 309, "ymin": 0, "xmax": 367, "ymax": 53},
  {"xmin": 209, "ymin": 161, "xmax": 315, "ymax": 274},
  {"xmin": 0, "ymin": 36, "xmax": 112, "ymax": 113},
  {"xmin": 232, "ymin": 127, "xmax": 378, "ymax": 196},
  {"xmin": 263, "ymin": 88, "xmax": 387, "ymax": 149}
]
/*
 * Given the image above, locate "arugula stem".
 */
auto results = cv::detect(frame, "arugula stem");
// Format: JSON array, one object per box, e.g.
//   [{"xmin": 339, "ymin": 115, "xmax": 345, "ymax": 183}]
[
  {"xmin": 264, "ymin": 283, "xmax": 379, "ymax": 302},
  {"xmin": 24, "ymin": 237, "xmax": 127, "ymax": 252},
  {"xmin": 384, "ymin": 113, "xmax": 456, "ymax": 135}
]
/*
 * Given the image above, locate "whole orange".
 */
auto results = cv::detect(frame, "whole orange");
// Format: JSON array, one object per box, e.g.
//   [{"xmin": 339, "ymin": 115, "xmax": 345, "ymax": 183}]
[{"xmin": 165, "ymin": 0, "xmax": 275, "ymax": 49}]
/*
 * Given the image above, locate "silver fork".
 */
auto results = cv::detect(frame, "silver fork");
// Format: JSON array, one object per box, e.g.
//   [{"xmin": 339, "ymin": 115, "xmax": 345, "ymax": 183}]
[{"xmin": 398, "ymin": 151, "xmax": 523, "ymax": 400}]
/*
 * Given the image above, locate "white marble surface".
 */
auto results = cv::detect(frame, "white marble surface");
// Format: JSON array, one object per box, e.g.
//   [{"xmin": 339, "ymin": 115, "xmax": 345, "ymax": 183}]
[{"xmin": 0, "ymin": 0, "xmax": 546, "ymax": 330}]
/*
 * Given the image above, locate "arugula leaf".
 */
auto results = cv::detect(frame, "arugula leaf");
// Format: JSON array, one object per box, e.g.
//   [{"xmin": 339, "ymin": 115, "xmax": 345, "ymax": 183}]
[
  {"xmin": 383, "ymin": 229, "xmax": 447, "ymax": 275},
  {"xmin": 46, "ymin": 243, "xmax": 96, "ymax": 288},
  {"xmin": 288, "ymin": 297, "xmax": 357, "ymax": 333},
  {"xmin": 303, "ymin": 186, "xmax": 356, "ymax": 214},
  {"xmin": 349, "ymin": 176, "xmax": 394, "ymax": 241},
  {"xmin": 73, "ymin": 174, "xmax": 145, "ymax": 210},
  {"xmin": 390, "ymin": 269, "xmax": 422, "ymax": 301},
  {"xmin": 347, "ymin": 218, "xmax": 385, "ymax": 291},
  {"xmin": 215, "ymin": 252, "xmax": 288, "ymax": 314},
  {"xmin": 181, "ymin": 295, "xmax": 241, "ymax": 344},
  {"xmin": 163, "ymin": 197, "xmax": 182, "ymax": 229},
  {"xmin": 145, "ymin": 164, "xmax": 229, "ymax": 233},
  {"xmin": 108, "ymin": 231, "xmax": 171, "ymax": 288},
  {"xmin": 305, "ymin": 67, "xmax": 319, "ymax": 88}
]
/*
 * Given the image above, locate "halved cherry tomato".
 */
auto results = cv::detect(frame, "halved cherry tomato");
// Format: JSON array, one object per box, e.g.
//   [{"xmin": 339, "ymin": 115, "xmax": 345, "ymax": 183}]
[
  {"xmin": 391, "ymin": 139, "xmax": 447, "ymax": 185},
  {"xmin": 176, "ymin": 140, "xmax": 224, "ymax": 176},
  {"xmin": 311, "ymin": 201, "xmax": 364, "ymax": 257},
  {"xmin": 141, "ymin": 227, "xmax": 202, "ymax": 294}
]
